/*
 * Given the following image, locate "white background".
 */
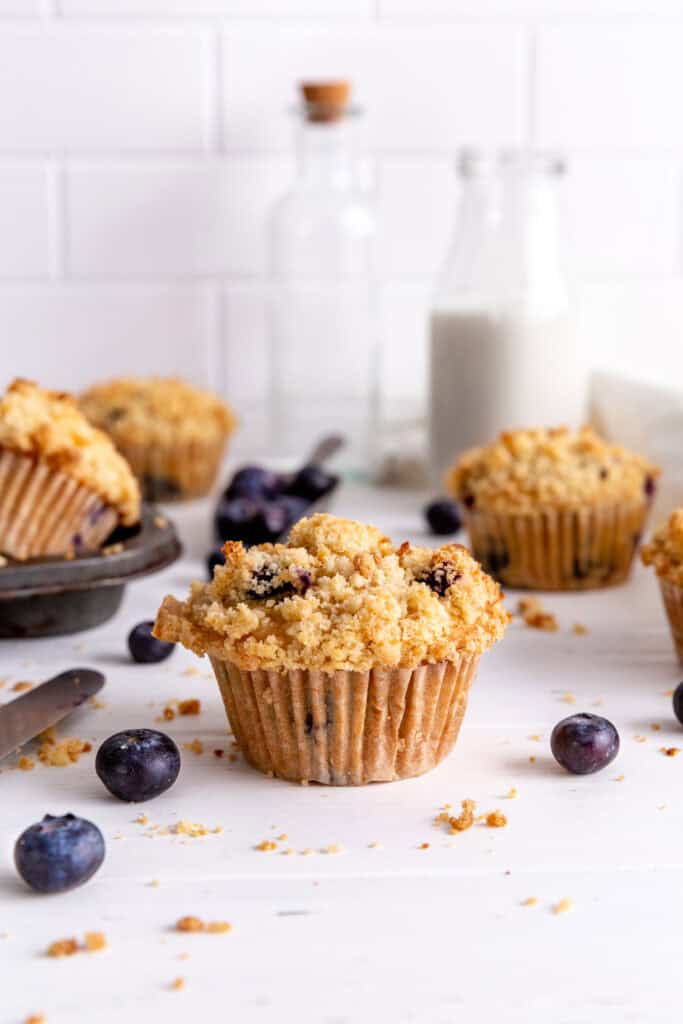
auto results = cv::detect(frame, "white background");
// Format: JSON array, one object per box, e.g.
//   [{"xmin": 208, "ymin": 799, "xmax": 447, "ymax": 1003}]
[{"xmin": 1, "ymin": 1, "xmax": 683, "ymax": 452}]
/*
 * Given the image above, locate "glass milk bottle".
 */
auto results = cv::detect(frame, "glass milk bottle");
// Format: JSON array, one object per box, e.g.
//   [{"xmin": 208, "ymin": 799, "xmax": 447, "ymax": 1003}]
[
  {"xmin": 429, "ymin": 149, "xmax": 583, "ymax": 479},
  {"xmin": 267, "ymin": 81, "xmax": 378, "ymax": 473}
]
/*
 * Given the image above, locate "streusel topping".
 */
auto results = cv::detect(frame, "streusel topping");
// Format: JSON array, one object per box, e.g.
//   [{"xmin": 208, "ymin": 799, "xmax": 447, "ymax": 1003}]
[
  {"xmin": 154, "ymin": 513, "xmax": 508, "ymax": 671},
  {"xmin": 0, "ymin": 379, "xmax": 140, "ymax": 523},
  {"xmin": 641, "ymin": 509, "xmax": 683, "ymax": 585},
  {"xmin": 449, "ymin": 427, "xmax": 658, "ymax": 512},
  {"xmin": 79, "ymin": 377, "xmax": 235, "ymax": 446}
]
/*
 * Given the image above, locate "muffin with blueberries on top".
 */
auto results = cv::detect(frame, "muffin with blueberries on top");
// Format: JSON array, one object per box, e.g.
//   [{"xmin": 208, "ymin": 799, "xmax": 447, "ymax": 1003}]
[
  {"xmin": 448, "ymin": 426, "xmax": 659, "ymax": 591},
  {"xmin": 0, "ymin": 378, "xmax": 140, "ymax": 560},
  {"xmin": 154, "ymin": 513, "xmax": 508, "ymax": 785},
  {"xmin": 79, "ymin": 377, "xmax": 236, "ymax": 502},
  {"xmin": 642, "ymin": 509, "xmax": 683, "ymax": 666}
]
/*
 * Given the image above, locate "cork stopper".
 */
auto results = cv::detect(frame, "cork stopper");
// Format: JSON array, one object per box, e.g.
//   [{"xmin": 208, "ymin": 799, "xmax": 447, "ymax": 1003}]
[{"xmin": 300, "ymin": 81, "xmax": 351, "ymax": 123}]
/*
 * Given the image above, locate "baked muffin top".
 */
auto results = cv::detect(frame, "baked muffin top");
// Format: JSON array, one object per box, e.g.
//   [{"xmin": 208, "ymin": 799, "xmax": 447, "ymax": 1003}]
[
  {"xmin": 0, "ymin": 379, "xmax": 140, "ymax": 524},
  {"xmin": 154, "ymin": 513, "xmax": 509, "ymax": 672},
  {"xmin": 448, "ymin": 427, "xmax": 659, "ymax": 513},
  {"xmin": 79, "ymin": 377, "xmax": 236, "ymax": 446},
  {"xmin": 641, "ymin": 509, "xmax": 683, "ymax": 585}
]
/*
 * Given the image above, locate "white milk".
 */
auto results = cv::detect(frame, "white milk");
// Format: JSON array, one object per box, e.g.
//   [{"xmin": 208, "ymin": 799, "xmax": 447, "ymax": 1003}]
[{"xmin": 429, "ymin": 309, "xmax": 585, "ymax": 479}]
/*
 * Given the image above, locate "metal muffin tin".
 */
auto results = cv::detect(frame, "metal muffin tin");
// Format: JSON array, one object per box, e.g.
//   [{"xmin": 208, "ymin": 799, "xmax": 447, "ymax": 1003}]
[{"xmin": 0, "ymin": 505, "xmax": 181, "ymax": 638}]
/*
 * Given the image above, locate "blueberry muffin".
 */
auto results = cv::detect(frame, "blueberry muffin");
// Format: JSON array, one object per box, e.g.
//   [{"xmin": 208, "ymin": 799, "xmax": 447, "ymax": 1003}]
[
  {"xmin": 80, "ymin": 377, "xmax": 236, "ymax": 502},
  {"xmin": 154, "ymin": 513, "xmax": 508, "ymax": 785},
  {"xmin": 641, "ymin": 510, "xmax": 683, "ymax": 665},
  {"xmin": 0, "ymin": 378, "xmax": 140, "ymax": 560},
  {"xmin": 448, "ymin": 426, "xmax": 659, "ymax": 591}
]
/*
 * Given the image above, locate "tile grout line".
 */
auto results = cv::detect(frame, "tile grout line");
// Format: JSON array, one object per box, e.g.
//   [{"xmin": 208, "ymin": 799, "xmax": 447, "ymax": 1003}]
[{"xmin": 46, "ymin": 159, "xmax": 67, "ymax": 281}]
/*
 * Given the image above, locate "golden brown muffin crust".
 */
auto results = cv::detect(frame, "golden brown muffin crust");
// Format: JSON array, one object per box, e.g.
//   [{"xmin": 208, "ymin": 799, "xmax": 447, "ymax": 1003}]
[
  {"xmin": 642, "ymin": 509, "xmax": 683, "ymax": 585},
  {"xmin": 79, "ymin": 376, "xmax": 236, "ymax": 447},
  {"xmin": 154, "ymin": 513, "xmax": 509, "ymax": 672},
  {"xmin": 0, "ymin": 379, "xmax": 140, "ymax": 523},
  {"xmin": 448, "ymin": 426, "xmax": 658, "ymax": 513}
]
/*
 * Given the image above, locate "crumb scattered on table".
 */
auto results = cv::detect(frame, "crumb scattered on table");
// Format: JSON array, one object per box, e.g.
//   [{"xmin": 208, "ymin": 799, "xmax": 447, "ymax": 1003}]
[
  {"xmin": 485, "ymin": 810, "xmax": 507, "ymax": 828},
  {"xmin": 521, "ymin": 897, "xmax": 538, "ymax": 907},
  {"xmin": 572, "ymin": 623, "xmax": 589, "ymax": 635},
  {"xmin": 12, "ymin": 681, "xmax": 33, "ymax": 692},
  {"xmin": 178, "ymin": 699, "xmax": 201, "ymax": 716},
  {"xmin": 47, "ymin": 933, "xmax": 106, "ymax": 957},
  {"xmin": 661, "ymin": 747, "xmax": 680, "ymax": 757},
  {"xmin": 170, "ymin": 977, "xmax": 185, "ymax": 992},
  {"xmin": 506, "ymin": 787, "xmax": 518, "ymax": 799},
  {"xmin": 517, "ymin": 597, "xmax": 558, "ymax": 632},
  {"xmin": 17, "ymin": 756, "xmax": 35, "ymax": 771},
  {"xmin": 183, "ymin": 739, "xmax": 204, "ymax": 756},
  {"xmin": 552, "ymin": 898, "xmax": 574, "ymax": 915},
  {"xmin": 256, "ymin": 840, "xmax": 278, "ymax": 852}
]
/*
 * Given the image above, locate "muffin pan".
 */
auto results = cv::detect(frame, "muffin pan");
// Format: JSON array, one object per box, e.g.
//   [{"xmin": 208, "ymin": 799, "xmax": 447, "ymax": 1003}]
[{"xmin": 0, "ymin": 505, "xmax": 181, "ymax": 638}]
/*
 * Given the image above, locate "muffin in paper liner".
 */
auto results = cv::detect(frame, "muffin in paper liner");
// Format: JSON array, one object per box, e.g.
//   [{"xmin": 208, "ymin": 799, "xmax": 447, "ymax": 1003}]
[
  {"xmin": 658, "ymin": 579, "xmax": 683, "ymax": 667},
  {"xmin": 210, "ymin": 656, "xmax": 479, "ymax": 785},
  {"xmin": 463, "ymin": 502, "xmax": 650, "ymax": 591},
  {"xmin": 0, "ymin": 450, "xmax": 119, "ymax": 560},
  {"xmin": 154, "ymin": 513, "xmax": 508, "ymax": 786},
  {"xmin": 79, "ymin": 377, "xmax": 236, "ymax": 502},
  {"xmin": 115, "ymin": 436, "xmax": 227, "ymax": 502}
]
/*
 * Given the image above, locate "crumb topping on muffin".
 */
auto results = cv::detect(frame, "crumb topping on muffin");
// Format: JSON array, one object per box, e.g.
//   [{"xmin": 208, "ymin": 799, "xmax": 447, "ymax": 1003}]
[
  {"xmin": 0, "ymin": 379, "xmax": 140, "ymax": 523},
  {"xmin": 154, "ymin": 513, "xmax": 509, "ymax": 671},
  {"xmin": 79, "ymin": 377, "xmax": 235, "ymax": 446},
  {"xmin": 448, "ymin": 427, "xmax": 658, "ymax": 512},
  {"xmin": 641, "ymin": 509, "xmax": 683, "ymax": 585}
]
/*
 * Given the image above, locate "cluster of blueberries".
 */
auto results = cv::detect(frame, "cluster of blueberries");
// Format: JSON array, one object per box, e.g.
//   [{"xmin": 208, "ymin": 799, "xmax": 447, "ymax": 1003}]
[{"xmin": 208, "ymin": 463, "xmax": 337, "ymax": 577}]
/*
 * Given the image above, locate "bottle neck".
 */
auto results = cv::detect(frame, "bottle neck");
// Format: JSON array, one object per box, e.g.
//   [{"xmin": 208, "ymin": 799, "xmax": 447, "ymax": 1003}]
[{"xmin": 295, "ymin": 117, "xmax": 355, "ymax": 187}]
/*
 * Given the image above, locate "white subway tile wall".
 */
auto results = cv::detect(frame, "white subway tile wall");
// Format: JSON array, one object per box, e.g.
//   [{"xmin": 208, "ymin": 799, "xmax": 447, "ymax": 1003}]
[{"xmin": 0, "ymin": 3, "xmax": 680, "ymax": 456}]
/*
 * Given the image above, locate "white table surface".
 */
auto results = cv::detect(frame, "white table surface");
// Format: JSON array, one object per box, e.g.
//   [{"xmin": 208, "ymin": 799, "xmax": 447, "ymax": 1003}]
[{"xmin": 2, "ymin": 483, "xmax": 682, "ymax": 1024}]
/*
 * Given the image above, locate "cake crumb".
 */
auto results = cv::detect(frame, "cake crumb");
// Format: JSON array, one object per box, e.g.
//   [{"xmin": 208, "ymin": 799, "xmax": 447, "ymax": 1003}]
[
  {"xmin": 635, "ymin": 735, "xmax": 647, "ymax": 743},
  {"xmin": 521, "ymin": 897, "xmax": 538, "ymax": 907},
  {"xmin": 572, "ymin": 623, "xmax": 588, "ymax": 635},
  {"xmin": 154, "ymin": 515, "xmax": 168, "ymax": 529},
  {"xmin": 161, "ymin": 706, "xmax": 175, "ymax": 721},
  {"xmin": 134, "ymin": 814, "xmax": 149, "ymax": 825},
  {"xmin": 661, "ymin": 746, "xmax": 680, "ymax": 757},
  {"xmin": 322, "ymin": 843, "xmax": 343, "ymax": 855},
  {"xmin": 176, "ymin": 916, "xmax": 204, "ymax": 933},
  {"xmin": 528, "ymin": 734, "xmax": 541, "ymax": 742},
  {"xmin": 368, "ymin": 841, "xmax": 383, "ymax": 849},
  {"xmin": 46, "ymin": 938, "xmax": 79, "ymax": 958},
  {"xmin": 560, "ymin": 692, "xmax": 576, "ymax": 704},
  {"xmin": 651, "ymin": 723, "xmax": 661, "ymax": 731},
  {"xmin": 614, "ymin": 774, "xmax": 625, "ymax": 782},
  {"xmin": 664, "ymin": 688, "xmax": 674, "ymax": 697},
  {"xmin": 553, "ymin": 898, "xmax": 574, "ymax": 915},
  {"xmin": 282, "ymin": 848, "xmax": 295, "ymax": 856},
  {"xmin": 528, "ymin": 755, "xmax": 536, "ymax": 763},
  {"xmin": 486, "ymin": 810, "xmax": 507, "ymax": 828},
  {"xmin": 506, "ymin": 787, "xmax": 518, "ymax": 799},
  {"xmin": 447, "ymin": 798, "xmax": 476, "ymax": 833},
  {"xmin": 170, "ymin": 977, "xmax": 185, "ymax": 992},
  {"xmin": 83, "ymin": 932, "xmax": 107, "ymax": 952},
  {"xmin": 149, "ymin": 879, "xmax": 161, "ymax": 888},
  {"xmin": 256, "ymin": 840, "xmax": 278, "ymax": 852},
  {"xmin": 18, "ymin": 756, "xmax": 35, "ymax": 771},
  {"xmin": 277, "ymin": 833, "xmax": 288, "ymax": 841},
  {"xmin": 12, "ymin": 681, "xmax": 33, "ymax": 692},
  {"xmin": 419, "ymin": 842, "xmax": 430, "ymax": 850},
  {"xmin": 182, "ymin": 666, "xmax": 201, "ymax": 678},
  {"xmin": 24, "ymin": 1015, "xmax": 45, "ymax": 1024},
  {"xmin": 183, "ymin": 739, "xmax": 204, "ymax": 756},
  {"xmin": 171, "ymin": 819, "xmax": 218, "ymax": 838},
  {"xmin": 518, "ymin": 597, "xmax": 558, "ymax": 632},
  {"xmin": 37, "ymin": 731, "xmax": 92, "ymax": 767},
  {"xmin": 178, "ymin": 699, "xmax": 201, "ymax": 716},
  {"xmin": 206, "ymin": 921, "xmax": 232, "ymax": 934},
  {"xmin": 301, "ymin": 847, "xmax": 315, "ymax": 856}
]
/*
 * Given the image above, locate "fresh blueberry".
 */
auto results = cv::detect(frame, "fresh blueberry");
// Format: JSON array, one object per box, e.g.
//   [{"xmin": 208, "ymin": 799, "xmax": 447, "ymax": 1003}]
[
  {"xmin": 286, "ymin": 464, "xmax": 335, "ymax": 503},
  {"xmin": 14, "ymin": 814, "xmax": 105, "ymax": 894},
  {"xmin": 128, "ymin": 621, "xmax": 174, "ymax": 664},
  {"xmin": 206, "ymin": 548, "xmax": 225, "ymax": 578},
  {"xmin": 224, "ymin": 466, "xmax": 283, "ymax": 502},
  {"xmin": 673, "ymin": 682, "xmax": 683, "ymax": 726},
  {"xmin": 425, "ymin": 499, "xmax": 462, "ymax": 536},
  {"xmin": 551, "ymin": 713, "xmax": 619, "ymax": 775},
  {"xmin": 214, "ymin": 496, "xmax": 261, "ymax": 544},
  {"xmin": 96, "ymin": 729, "xmax": 180, "ymax": 803}
]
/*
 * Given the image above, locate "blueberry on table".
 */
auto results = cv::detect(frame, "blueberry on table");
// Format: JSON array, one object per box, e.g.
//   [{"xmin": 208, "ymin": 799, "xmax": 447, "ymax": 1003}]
[
  {"xmin": 551, "ymin": 713, "xmax": 619, "ymax": 775},
  {"xmin": 128, "ymin": 621, "xmax": 174, "ymax": 664},
  {"xmin": 206, "ymin": 548, "xmax": 225, "ymax": 578},
  {"xmin": 224, "ymin": 466, "xmax": 282, "ymax": 501},
  {"xmin": 425, "ymin": 499, "xmax": 462, "ymax": 536},
  {"xmin": 96, "ymin": 729, "xmax": 180, "ymax": 803},
  {"xmin": 286, "ymin": 464, "xmax": 335, "ymax": 503},
  {"xmin": 214, "ymin": 497, "xmax": 260, "ymax": 544},
  {"xmin": 673, "ymin": 682, "xmax": 683, "ymax": 726},
  {"xmin": 15, "ymin": 814, "xmax": 105, "ymax": 894}
]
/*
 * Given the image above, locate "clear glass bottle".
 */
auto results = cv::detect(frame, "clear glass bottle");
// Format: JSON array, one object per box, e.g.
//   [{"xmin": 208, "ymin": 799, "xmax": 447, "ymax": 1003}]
[
  {"xmin": 429, "ymin": 149, "xmax": 583, "ymax": 478},
  {"xmin": 267, "ymin": 81, "xmax": 378, "ymax": 473}
]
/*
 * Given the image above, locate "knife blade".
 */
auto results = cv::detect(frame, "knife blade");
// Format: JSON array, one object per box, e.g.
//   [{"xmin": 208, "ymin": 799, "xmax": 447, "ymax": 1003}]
[{"xmin": 0, "ymin": 668, "xmax": 105, "ymax": 760}]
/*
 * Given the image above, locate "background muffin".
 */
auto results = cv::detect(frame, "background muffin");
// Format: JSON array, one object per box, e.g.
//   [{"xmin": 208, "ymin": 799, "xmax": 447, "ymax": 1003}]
[
  {"xmin": 448, "ymin": 426, "xmax": 659, "ymax": 591},
  {"xmin": 0, "ymin": 378, "xmax": 140, "ymax": 560},
  {"xmin": 154, "ymin": 513, "xmax": 508, "ymax": 785},
  {"xmin": 80, "ymin": 377, "xmax": 236, "ymax": 502},
  {"xmin": 642, "ymin": 509, "xmax": 683, "ymax": 665}
]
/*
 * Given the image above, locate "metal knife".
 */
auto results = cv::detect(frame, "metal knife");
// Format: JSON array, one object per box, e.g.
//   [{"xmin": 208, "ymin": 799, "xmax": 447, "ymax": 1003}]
[{"xmin": 0, "ymin": 668, "xmax": 105, "ymax": 760}]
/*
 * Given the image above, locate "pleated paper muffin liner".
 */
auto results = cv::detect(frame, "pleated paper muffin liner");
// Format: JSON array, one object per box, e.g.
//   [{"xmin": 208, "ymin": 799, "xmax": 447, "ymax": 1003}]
[
  {"xmin": 210, "ymin": 656, "xmax": 480, "ymax": 785},
  {"xmin": 0, "ymin": 449, "xmax": 118, "ymax": 560},
  {"xmin": 463, "ymin": 502, "xmax": 650, "ymax": 591},
  {"xmin": 658, "ymin": 578, "xmax": 683, "ymax": 667},
  {"xmin": 116, "ymin": 436, "xmax": 226, "ymax": 502}
]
